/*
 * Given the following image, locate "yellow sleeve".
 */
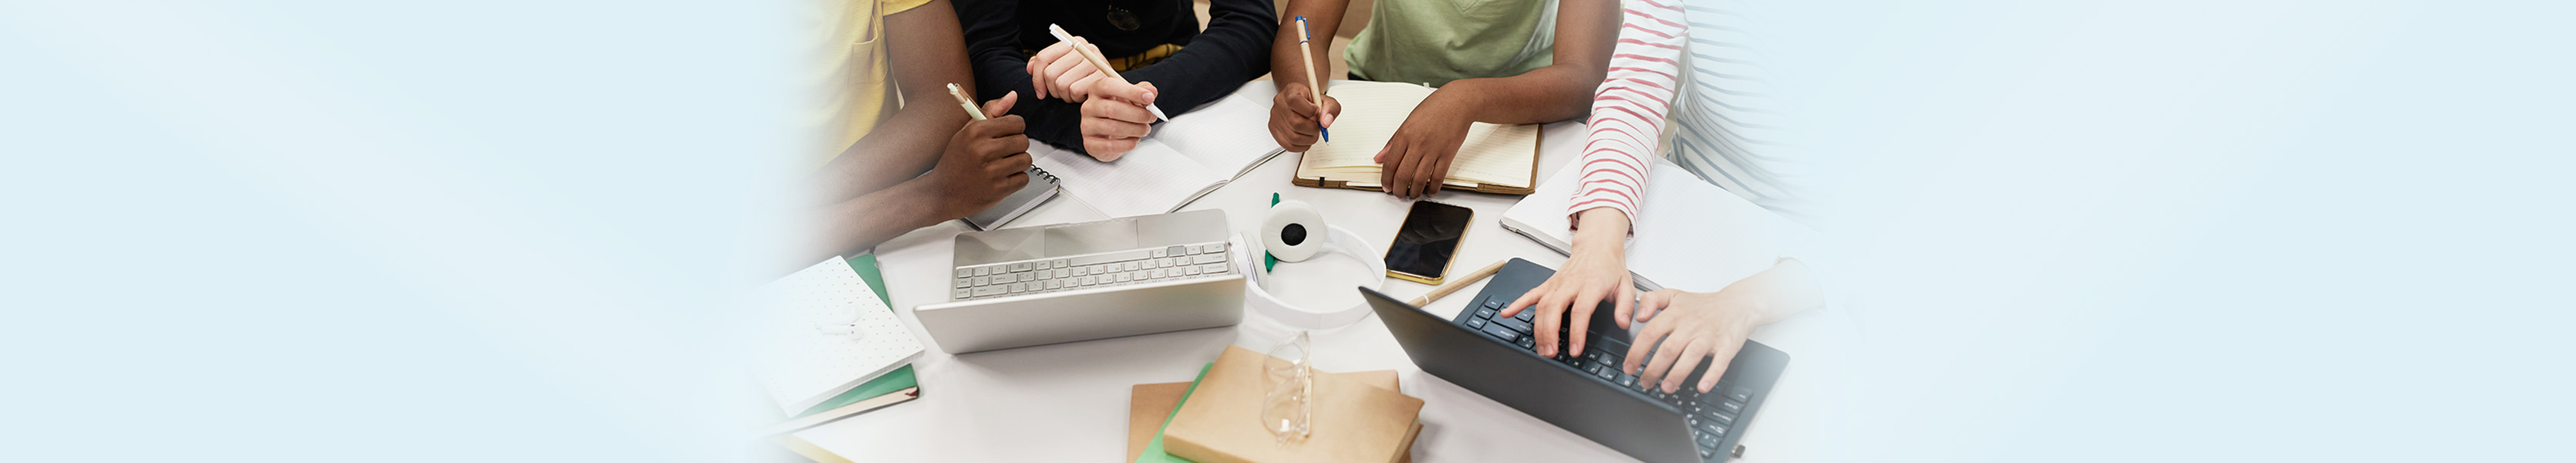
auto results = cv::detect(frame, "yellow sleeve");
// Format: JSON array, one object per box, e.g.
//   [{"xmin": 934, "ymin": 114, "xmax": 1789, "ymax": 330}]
[{"xmin": 882, "ymin": 0, "xmax": 934, "ymax": 15}]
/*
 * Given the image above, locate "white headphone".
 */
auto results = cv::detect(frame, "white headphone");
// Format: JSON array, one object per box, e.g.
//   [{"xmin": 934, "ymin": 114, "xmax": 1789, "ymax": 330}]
[{"xmin": 1239, "ymin": 200, "xmax": 1385, "ymax": 330}]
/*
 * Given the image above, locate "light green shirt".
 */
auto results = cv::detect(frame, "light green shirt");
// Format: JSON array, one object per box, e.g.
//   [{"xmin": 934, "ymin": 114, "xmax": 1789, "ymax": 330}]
[{"xmin": 1344, "ymin": 0, "xmax": 1559, "ymax": 87}]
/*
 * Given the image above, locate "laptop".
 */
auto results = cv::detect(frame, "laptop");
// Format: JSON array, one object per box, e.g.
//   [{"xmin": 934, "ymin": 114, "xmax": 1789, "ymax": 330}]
[
  {"xmin": 1360, "ymin": 258, "xmax": 1789, "ymax": 463},
  {"xmin": 913, "ymin": 209, "xmax": 1246, "ymax": 354}
]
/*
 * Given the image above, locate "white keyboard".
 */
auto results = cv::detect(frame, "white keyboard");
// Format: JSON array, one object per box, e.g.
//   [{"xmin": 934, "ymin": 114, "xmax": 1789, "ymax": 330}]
[{"xmin": 951, "ymin": 242, "xmax": 1233, "ymax": 300}]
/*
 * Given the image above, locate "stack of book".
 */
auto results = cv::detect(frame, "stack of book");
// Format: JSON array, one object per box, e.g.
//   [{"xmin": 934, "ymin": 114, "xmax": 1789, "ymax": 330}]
[
  {"xmin": 1128, "ymin": 346, "xmax": 1425, "ymax": 463},
  {"xmin": 754, "ymin": 255, "xmax": 927, "ymax": 462}
]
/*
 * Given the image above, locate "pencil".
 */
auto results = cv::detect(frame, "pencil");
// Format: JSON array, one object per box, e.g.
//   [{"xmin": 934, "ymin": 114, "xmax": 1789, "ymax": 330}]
[
  {"xmin": 1410, "ymin": 259, "xmax": 1510, "ymax": 307},
  {"xmin": 1047, "ymin": 24, "xmax": 1170, "ymax": 121},
  {"xmin": 1295, "ymin": 15, "xmax": 1328, "ymax": 142},
  {"xmin": 946, "ymin": 83, "xmax": 987, "ymax": 121}
]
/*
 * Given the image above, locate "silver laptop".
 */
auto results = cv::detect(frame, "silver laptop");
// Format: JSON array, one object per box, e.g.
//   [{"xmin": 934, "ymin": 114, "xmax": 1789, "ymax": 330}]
[{"xmin": 913, "ymin": 209, "xmax": 1245, "ymax": 353}]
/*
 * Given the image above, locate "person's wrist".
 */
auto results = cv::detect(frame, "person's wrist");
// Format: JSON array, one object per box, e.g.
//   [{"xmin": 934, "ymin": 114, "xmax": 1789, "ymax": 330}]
[
  {"xmin": 1572, "ymin": 208, "xmax": 1630, "ymax": 249},
  {"xmin": 905, "ymin": 174, "xmax": 971, "ymax": 224}
]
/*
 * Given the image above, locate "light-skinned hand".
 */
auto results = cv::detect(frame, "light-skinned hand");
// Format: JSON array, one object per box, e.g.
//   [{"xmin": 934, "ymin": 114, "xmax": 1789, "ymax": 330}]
[
  {"xmin": 1267, "ymin": 81, "xmax": 1342, "ymax": 152},
  {"xmin": 926, "ymin": 91, "xmax": 1033, "ymax": 218},
  {"xmin": 1499, "ymin": 208, "xmax": 1634, "ymax": 358},
  {"xmin": 1077, "ymin": 79, "xmax": 1158, "ymax": 161},
  {"xmin": 1027, "ymin": 37, "xmax": 1108, "ymax": 102},
  {"xmin": 1623, "ymin": 289, "xmax": 1762, "ymax": 394}
]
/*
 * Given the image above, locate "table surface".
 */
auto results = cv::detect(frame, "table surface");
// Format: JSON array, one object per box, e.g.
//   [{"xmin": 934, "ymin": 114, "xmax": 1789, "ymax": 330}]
[{"xmin": 799, "ymin": 110, "xmax": 1855, "ymax": 462}]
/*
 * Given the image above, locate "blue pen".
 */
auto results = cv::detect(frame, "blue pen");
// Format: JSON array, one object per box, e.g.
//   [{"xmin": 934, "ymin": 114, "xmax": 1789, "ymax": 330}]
[{"xmin": 1294, "ymin": 15, "xmax": 1328, "ymax": 142}]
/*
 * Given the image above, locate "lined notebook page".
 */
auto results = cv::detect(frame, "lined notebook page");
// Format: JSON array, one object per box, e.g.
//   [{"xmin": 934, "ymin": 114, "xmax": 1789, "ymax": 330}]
[
  {"xmin": 1157, "ymin": 84, "xmax": 1288, "ymax": 180},
  {"xmin": 1445, "ymin": 123, "xmax": 1540, "ymax": 187},
  {"xmin": 1032, "ymin": 140, "xmax": 1223, "ymax": 218},
  {"xmin": 1293, "ymin": 81, "xmax": 1539, "ymax": 188}
]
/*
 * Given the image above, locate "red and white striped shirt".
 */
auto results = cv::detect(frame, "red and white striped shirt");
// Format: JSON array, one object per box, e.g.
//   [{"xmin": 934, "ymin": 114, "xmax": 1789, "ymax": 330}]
[{"xmin": 1571, "ymin": 0, "xmax": 1689, "ymax": 230}]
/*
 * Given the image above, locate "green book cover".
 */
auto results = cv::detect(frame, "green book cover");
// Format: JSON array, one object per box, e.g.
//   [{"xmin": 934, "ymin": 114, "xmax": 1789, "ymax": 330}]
[
  {"xmin": 846, "ymin": 253, "xmax": 892, "ymax": 303},
  {"xmin": 1135, "ymin": 363, "xmax": 1217, "ymax": 463},
  {"xmin": 787, "ymin": 254, "xmax": 912, "ymax": 418}
]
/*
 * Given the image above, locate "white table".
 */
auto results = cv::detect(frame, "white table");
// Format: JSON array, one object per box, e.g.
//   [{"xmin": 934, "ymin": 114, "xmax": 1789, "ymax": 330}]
[{"xmin": 800, "ymin": 118, "xmax": 1855, "ymax": 462}]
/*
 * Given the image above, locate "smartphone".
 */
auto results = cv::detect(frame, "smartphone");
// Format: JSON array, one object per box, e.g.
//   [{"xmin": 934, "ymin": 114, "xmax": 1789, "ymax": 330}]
[{"xmin": 1385, "ymin": 201, "xmax": 1473, "ymax": 285}]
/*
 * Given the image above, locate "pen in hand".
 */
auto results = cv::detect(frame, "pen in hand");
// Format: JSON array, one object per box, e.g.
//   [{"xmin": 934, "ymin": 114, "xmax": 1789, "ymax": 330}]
[
  {"xmin": 1047, "ymin": 24, "xmax": 1169, "ymax": 122},
  {"xmin": 947, "ymin": 83, "xmax": 988, "ymax": 121},
  {"xmin": 1296, "ymin": 15, "xmax": 1328, "ymax": 142}
]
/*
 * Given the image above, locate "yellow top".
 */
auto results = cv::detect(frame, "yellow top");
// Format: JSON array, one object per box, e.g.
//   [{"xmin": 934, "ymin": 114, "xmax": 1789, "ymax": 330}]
[{"xmin": 810, "ymin": 0, "xmax": 936, "ymax": 167}]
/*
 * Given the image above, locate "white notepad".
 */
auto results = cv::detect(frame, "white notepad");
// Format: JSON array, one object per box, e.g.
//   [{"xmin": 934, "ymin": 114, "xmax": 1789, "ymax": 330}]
[
  {"xmin": 1029, "ymin": 83, "xmax": 1291, "ymax": 218},
  {"xmin": 751, "ymin": 258, "xmax": 924, "ymax": 414},
  {"xmin": 1501, "ymin": 157, "xmax": 1819, "ymax": 292}
]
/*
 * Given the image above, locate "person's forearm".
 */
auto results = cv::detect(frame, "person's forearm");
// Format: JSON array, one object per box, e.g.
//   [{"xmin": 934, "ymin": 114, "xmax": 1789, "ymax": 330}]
[
  {"xmin": 809, "ymin": 178, "xmax": 950, "ymax": 261},
  {"xmin": 1719, "ymin": 258, "xmax": 1828, "ymax": 323},
  {"xmin": 1426, "ymin": 65, "xmax": 1600, "ymax": 126},
  {"xmin": 1269, "ymin": 0, "xmax": 1350, "ymax": 93},
  {"xmin": 812, "ymin": 102, "xmax": 969, "ymax": 204},
  {"xmin": 818, "ymin": 0, "xmax": 980, "ymax": 203}
]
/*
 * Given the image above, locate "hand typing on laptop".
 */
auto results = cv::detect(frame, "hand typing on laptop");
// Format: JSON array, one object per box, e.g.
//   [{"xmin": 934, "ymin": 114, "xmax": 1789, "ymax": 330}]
[
  {"xmin": 1505, "ymin": 209, "xmax": 1827, "ymax": 394},
  {"xmin": 1499, "ymin": 208, "xmax": 1637, "ymax": 358}
]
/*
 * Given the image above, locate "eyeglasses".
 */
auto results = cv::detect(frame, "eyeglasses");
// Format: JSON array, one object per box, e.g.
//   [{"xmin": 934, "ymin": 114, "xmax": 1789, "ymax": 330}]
[{"xmin": 1262, "ymin": 330, "xmax": 1314, "ymax": 443}]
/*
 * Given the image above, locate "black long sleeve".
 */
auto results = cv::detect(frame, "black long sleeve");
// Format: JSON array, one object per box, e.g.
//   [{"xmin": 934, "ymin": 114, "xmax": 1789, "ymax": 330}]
[{"xmin": 953, "ymin": 0, "xmax": 1275, "ymax": 154}]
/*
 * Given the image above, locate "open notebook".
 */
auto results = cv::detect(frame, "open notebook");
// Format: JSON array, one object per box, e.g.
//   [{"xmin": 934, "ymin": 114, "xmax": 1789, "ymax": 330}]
[
  {"xmin": 1293, "ymin": 81, "xmax": 1543, "ymax": 194},
  {"xmin": 1030, "ymin": 83, "xmax": 1290, "ymax": 218}
]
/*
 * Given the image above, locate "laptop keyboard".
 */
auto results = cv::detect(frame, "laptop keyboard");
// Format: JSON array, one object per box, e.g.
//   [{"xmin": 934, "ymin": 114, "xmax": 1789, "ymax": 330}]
[
  {"xmin": 1462, "ymin": 296, "xmax": 1753, "ymax": 461},
  {"xmin": 950, "ymin": 242, "xmax": 1232, "ymax": 301}
]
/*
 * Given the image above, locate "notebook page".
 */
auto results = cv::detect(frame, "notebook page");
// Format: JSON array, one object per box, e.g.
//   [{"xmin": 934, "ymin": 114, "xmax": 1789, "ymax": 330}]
[
  {"xmin": 1444, "ymin": 123, "xmax": 1540, "ymax": 188},
  {"xmin": 1032, "ymin": 139, "xmax": 1223, "ymax": 218},
  {"xmin": 1296, "ymin": 82, "xmax": 1434, "ymax": 175},
  {"xmin": 1294, "ymin": 81, "xmax": 1540, "ymax": 188},
  {"xmin": 1156, "ymin": 84, "xmax": 1289, "ymax": 180}
]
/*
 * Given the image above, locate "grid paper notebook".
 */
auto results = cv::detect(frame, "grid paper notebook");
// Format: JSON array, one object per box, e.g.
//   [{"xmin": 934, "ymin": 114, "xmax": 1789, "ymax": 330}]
[{"xmin": 753, "ymin": 258, "xmax": 924, "ymax": 414}]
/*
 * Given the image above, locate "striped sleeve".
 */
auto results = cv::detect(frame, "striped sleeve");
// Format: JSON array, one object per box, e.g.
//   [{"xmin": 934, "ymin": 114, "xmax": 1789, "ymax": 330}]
[{"xmin": 1570, "ymin": 0, "xmax": 1688, "ymax": 231}]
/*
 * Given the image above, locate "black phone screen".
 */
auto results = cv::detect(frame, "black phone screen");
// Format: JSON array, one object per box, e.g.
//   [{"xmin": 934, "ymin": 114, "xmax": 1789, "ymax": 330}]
[{"xmin": 1386, "ymin": 201, "xmax": 1473, "ymax": 280}]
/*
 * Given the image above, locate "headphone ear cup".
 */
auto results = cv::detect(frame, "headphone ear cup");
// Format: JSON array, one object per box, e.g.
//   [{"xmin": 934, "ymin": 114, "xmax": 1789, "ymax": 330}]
[{"xmin": 1263, "ymin": 201, "xmax": 1329, "ymax": 262}]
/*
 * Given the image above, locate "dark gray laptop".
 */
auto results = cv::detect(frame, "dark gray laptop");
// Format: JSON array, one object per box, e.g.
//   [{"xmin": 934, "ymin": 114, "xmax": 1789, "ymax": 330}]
[{"xmin": 1360, "ymin": 258, "xmax": 1788, "ymax": 463}]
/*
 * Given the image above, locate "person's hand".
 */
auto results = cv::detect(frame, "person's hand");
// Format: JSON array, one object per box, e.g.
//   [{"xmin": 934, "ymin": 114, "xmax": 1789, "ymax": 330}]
[
  {"xmin": 1027, "ymin": 38, "xmax": 1108, "ymax": 102},
  {"xmin": 1623, "ymin": 289, "xmax": 1764, "ymax": 394},
  {"xmin": 1078, "ymin": 79, "xmax": 1158, "ymax": 161},
  {"xmin": 924, "ymin": 91, "xmax": 1033, "ymax": 218},
  {"xmin": 1498, "ymin": 208, "xmax": 1634, "ymax": 358},
  {"xmin": 1267, "ymin": 81, "xmax": 1341, "ymax": 152},
  {"xmin": 1373, "ymin": 94, "xmax": 1471, "ymax": 198}
]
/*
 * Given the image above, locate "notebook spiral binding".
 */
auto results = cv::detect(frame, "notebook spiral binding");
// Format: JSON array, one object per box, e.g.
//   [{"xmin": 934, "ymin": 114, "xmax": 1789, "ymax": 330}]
[{"xmin": 1028, "ymin": 166, "xmax": 1060, "ymax": 184}]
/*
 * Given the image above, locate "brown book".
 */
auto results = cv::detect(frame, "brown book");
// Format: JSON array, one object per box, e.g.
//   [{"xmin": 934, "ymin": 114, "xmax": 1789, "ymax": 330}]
[
  {"xmin": 1129, "ymin": 371, "xmax": 1418, "ymax": 463},
  {"xmin": 1162, "ymin": 346, "xmax": 1425, "ymax": 463}
]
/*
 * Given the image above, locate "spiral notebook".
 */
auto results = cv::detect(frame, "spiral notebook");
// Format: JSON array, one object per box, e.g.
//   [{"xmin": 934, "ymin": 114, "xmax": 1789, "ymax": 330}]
[{"xmin": 963, "ymin": 166, "xmax": 1060, "ymax": 230}]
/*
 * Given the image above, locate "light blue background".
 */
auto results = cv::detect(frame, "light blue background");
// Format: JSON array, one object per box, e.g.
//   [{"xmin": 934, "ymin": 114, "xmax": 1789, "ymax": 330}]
[{"xmin": 4, "ymin": 1, "xmax": 2568, "ymax": 461}]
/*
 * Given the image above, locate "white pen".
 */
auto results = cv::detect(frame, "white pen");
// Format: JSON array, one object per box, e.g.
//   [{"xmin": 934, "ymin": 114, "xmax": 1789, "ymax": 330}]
[
  {"xmin": 946, "ymin": 83, "xmax": 988, "ymax": 121},
  {"xmin": 1047, "ymin": 24, "xmax": 1169, "ymax": 121}
]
